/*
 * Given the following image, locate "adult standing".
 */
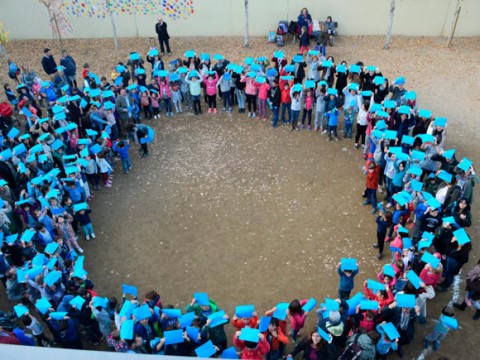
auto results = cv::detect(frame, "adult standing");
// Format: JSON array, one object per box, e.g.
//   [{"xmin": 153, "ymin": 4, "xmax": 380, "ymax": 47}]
[
  {"xmin": 41, "ymin": 48, "xmax": 57, "ymax": 79},
  {"xmin": 297, "ymin": 8, "xmax": 312, "ymax": 33},
  {"xmin": 155, "ymin": 18, "xmax": 171, "ymax": 55},
  {"xmin": 115, "ymin": 88, "xmax": 133, "ymax": 137},
  {"xmin": 60, "ymin": 50, "xmax": 77, "ymax": 88}
]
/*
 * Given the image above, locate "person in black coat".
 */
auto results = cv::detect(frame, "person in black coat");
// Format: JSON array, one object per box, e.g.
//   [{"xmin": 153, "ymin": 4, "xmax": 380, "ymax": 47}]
[
  {"xmin": 269, "ymin": 79, "xmax": 281, "ymax": 128},
  {"xmin": 60, "ymin": 50, "xmax": 77, "ymax": 87},
  {"xmin": 288, "ymin": 329, "xmax": 337, "ymax": 360},
  {"xmin": 155, "ymin": 18, "xmax": 171, "ymax": 55},
  {"xmin": 382, "ymin": 305, "xmax": 417, "ymax": 357},
  {"xmin": 41, "ymin": 48, "xmax": 57, "ymax": 77}
]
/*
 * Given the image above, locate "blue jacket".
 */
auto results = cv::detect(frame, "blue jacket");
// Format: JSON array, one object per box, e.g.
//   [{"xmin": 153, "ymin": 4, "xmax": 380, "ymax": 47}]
[
  {"xmin": 60, "ymin": 55, "xmax": 77, "ymax": 76},
  {"xmin": 337, "ymin": 268, "xmax": 358, "ymax": 291},
  {"xmin": 113, "ymin": 143, "xmax": 131, "ymax": 159},
  {"xmin": 63, "ymin": 181, "xmax": 85, "ymax": 204}
]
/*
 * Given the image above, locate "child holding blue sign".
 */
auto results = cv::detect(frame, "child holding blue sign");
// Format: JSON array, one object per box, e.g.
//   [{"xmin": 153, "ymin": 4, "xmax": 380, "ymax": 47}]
[
  {"xmin": 286, "ymin": 299, "xmax": 308, "ymax": 342},
  {"xmin": 337, "ymin": 260, "xmax": 359, "ymax": 299}
]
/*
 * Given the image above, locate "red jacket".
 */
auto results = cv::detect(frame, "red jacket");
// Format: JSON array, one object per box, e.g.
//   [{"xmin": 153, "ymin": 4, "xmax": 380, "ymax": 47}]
[
  {"xmin": 366, "ymin": 165, "xmax": 380, "ymax": 189},
  {"xmin": 232, "ymin": 316, "xmax": 259, "ymax": 331},
  {"xmin": 263, "ymin": 327, "xmax": 288, "ymax": 351},
  {"xmin": 233, "ymin": 335, "xmax": 271, "ymax": 360},
  {"xmin": 364, "ymin": 284, "xmax": 394, "ymax": 310},
  {"xmin": 278, "ymin": 77, "xmax": 293, "ymax": 104},
  {"xmin": 420, "ymin": 267, "xmax": 442, "ymax": 287}
]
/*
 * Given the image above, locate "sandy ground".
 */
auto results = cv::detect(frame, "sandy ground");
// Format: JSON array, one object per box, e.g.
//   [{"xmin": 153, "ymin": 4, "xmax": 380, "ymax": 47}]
[{"xmin": 1, "ymin": 35, "xmax": 480, "ymax": 358}]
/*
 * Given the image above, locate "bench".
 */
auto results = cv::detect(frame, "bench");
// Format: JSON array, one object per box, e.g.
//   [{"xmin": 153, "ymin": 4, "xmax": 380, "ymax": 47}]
[{"xmin": 279, "ymin": 20, "xmax": 339, "ymax": 45}]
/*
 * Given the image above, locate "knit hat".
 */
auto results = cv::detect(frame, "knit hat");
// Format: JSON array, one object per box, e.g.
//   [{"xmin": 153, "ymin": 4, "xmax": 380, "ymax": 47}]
[{"xmin": 329, "ymin": 310, "xmax": 341, "ymax": 323}]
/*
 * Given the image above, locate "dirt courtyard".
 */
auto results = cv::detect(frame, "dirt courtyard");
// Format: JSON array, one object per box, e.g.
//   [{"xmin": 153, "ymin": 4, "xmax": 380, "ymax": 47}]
[{"xmin": 2, "ymin": 35, "xmax": 480, "ymax": 358}]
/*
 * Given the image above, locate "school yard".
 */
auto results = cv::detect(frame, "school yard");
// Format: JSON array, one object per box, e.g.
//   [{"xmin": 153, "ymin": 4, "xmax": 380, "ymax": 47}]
[{"xmin": 2, "ymin": 35, "xmax": 480, "ymax": 358}]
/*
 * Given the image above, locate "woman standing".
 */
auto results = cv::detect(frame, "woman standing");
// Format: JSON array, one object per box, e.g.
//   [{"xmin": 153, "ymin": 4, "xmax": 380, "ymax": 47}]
[{"xmin": 297, "ymin": 8, "xmax": 312, "ymax": 34}]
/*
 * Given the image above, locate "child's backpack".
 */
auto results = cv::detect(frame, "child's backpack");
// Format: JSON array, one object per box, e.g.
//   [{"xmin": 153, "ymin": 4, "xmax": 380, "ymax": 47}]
[
  {"xmin": 276, "ymin": 25, "xmax": 285, "ymax": 36},
  {"xmin": 268, "ymin": 31, "xmax": 276, "ymax": 43},
  {"xmin": 276, "ymin": 35, "xmax": 285, "ymax": 47},
  {"xmin": 339, "ymin": 333, "xmax": 363, "ymax": 360}
]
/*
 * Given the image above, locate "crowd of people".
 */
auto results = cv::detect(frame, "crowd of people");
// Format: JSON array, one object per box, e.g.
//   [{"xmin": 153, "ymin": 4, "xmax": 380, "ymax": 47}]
[{"xmin": 0, "ymin": 25, "xmax": 478, "ymax": 360}]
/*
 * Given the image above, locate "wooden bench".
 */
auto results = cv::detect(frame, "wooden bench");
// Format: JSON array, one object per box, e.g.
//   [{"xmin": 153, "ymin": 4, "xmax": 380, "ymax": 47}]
[{"xmin": 280, "ymin": 20, "xmax": 339, "ymax": 44}]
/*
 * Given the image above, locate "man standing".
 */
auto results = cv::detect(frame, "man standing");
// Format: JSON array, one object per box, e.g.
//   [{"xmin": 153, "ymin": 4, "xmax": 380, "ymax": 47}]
[
  {"xmin": 60, "ymin": 50, "xmax": 77, "ymax": 88},
  {"xmin": 155, "ymin": 18, "xmax": 171, "ymax": 55},
  {"xmin": 41, "ymin": 48, "xmax": 57, "ymax": 79},
  {"xmin": 115, "ymin": 88, "xmax": 133, "ymax": 136}
]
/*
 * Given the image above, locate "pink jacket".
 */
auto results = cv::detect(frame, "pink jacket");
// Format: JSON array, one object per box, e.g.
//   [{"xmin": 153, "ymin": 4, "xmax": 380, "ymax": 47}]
[
  {"xmin": 241, "ymin": 76, "xmax": 258, "ymax": 96},
  {"xmin": 256, "ymin": 83, "xmax": 270, "ymax": 100},
  {"xmin": 203, "ymin": 73, "xmax": 219, "ymax": 96},
  {"xmin": 289, "ymin": 299, "xmax": 308, "ymax": 331},
  {"xmin": 158, "ymin": 78, "xmax": 171, "ymax": 98}
]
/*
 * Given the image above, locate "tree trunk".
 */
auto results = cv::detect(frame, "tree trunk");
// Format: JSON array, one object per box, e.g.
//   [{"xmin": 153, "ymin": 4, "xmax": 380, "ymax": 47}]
[
  {"xmin": 105, "ymin": 0, "xmax": 119, "ymax": 48},
  {"xmin": 384, "ymin": 0, "xmax": 396, "ymax": 50},
  {"xmin": 0, "ymin": 44, "xmax": 8, "ymax": 63},
  {"xmin": 52, "ymin": 13, "xmax": 64, "ymax": 52},
  {"xmin": 244, "ymin": 0, "xmax": 249, "ymax": 48}
]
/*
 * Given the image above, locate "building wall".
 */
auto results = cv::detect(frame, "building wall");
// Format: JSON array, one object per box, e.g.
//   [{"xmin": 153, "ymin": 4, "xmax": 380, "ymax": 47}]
[{"xmin": 1, "ymin": 0, "xmax": 479, "ymax": 40}]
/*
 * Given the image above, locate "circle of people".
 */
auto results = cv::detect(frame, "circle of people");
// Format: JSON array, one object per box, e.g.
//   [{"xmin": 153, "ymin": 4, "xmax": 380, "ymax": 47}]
[{"xmin": 0, "ymin": 36, "xmax": 478, "ymax": 360}]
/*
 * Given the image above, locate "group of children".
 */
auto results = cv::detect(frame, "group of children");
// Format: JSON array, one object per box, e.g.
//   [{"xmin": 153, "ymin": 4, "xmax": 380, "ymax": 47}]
[{"xmin": 0, "ymin": 43, "xmax": 477, "ymax": 359}]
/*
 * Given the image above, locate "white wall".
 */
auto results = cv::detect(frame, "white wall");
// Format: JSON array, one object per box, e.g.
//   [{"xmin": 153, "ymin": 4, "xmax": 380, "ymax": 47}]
[{"xmin": 1, "ymin": 0, "xmax": 479, "ymax": 40}]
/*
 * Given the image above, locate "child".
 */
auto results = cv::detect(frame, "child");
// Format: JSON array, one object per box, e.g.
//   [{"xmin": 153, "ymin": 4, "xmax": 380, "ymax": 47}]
[
  {"xmin": 269, "ymin": 80, "xmax": 281, "ymax": 128},
  {"xmin": 290, "ymin": 87, "xmax": 301, "ymax": 131},
  {"xmin": 375, "ymin": 323, "xmax": 399, "ymax": 359},
  {"xmin": 158, "ymin": 77, "xmax": 173, "ymax": 117},
  {"xmin": 241, "ymin": 73, "xmax": 258, "ymax": 118},
  {"xmin": 203, "ymin": 72, "xmax": 219, "ymax": 114},
  {"xmin": 298, "ymin": 26, "xmax": 310, "ymax": 54},
  {"xmin": 363, "ymin": 281, "xmax": 394, "ymax": 310},
  {"xmin": 279, "ymin": 78, "xmax": 292, "ymax": 125},
  {"xmin": 217, "ymin": 73, "xmax": 233, "ymax": 112},
  {"xmin": 300, "ymin": 89, "xmax": 314, "ymax": 130},
  {"xmin": 337, "ymin": 261, "xmax": 359, "ymax": 299},
  {"xmin": 113, "ymin": 140, "xmax": 131, "ymax": 174},
  {"xmin": 286, "ymin": 299, "xmax": 308, "ymax": 342},
  {"xmin": 179, "ymin": 72, "xmax": 191, "ymax": 111},
  {"xmin": 424, "ymin": 307, "xmax": 455, "ymax": 351},
  {"xmin": 364, "ymin": 161, "xmax": 380, "ymax": 214},
  {"xmin": 374, "ymin": 210, "xmax": 392, "ymax": 260},
  {"xmin": 171, "ymin": 80, "xmax": 182, "ymax": 114},
  {"xmin": 150, "ymin": 91, "xmax": 160, "ymax": 119},
  {"xmin": 233, "ymin": 331, "xmax": 270, "ymax": 359},
  {"xmin": 96, "ymin": 152, "xmax": 113, "ymax": 187},
  {"xmin": 126, "ymin": 123, "xmax": 153, "ymax": 158},
  {"xmin": 21, "ymin": 312, "xmax": 53, "ymax": 347},
  {"xmin": 263, "ymin": 318, "xmax": 288, "ymax": 360},
  {"xmin": 53, "ymin": 213, "xmax": 83, "ymax": 253},
  {"xmin": 232, "ymin": 312, "xmax": 259, "ymax": 331},
  {"xmin": 314, "ymin": 84, "xmax": 326, "ymax": 132},
  {"xmin": 343, "ymin": 101, "xmax": 356, "ymax": 139},
  {"xmin": 140, "ymin": 91, "xmax": 152, "ymax": 120},
  {"xmin": 75, "ymin": 206, "xmax": 95, "ymax": 241},
  {"xmin": 91, "ymin": 299, "xmax": 112, "ymax": 338},
  {"xmin": 325, "ymin": 107, "xmax": 339, "ymax": 141},
  {"xmin": 256, "ymin": 79, "xmax": 270, "ymax": 120},
  {"xmin": 185, "ymin": 72, "xmax": 202, "ymax": 115},
  {"xmin": 322, "ymin": 91, "xmax": 337, "ymax": 133}
]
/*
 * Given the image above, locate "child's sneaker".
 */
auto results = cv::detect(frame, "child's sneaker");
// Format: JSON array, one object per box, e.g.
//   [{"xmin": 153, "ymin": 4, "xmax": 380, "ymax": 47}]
[
  {"xmin": 335, "ymin": 137, "xmax": 339, "ymax": 142},
  {"xmin": 105, "ymin": 183, "xmax": 112, "ymax": 188},
  {"xmin": 86, "ymin": 235, "xmax": 90, "ymax": 241},
  {"xmin": 308, "ymin": 125, "xmax": 311, "ymax": 131},
  {"xmin": 300, "ymin": 124, "xmax": 304, "ymax": 129},
  {"xmin": 77, "ymin": 247, "xmax": 84, "ymax": 254},
  {"xmin": 322, "ymin": 130, "xmax": 327, "ymax": 134},
  {"xmin": 208, "ymin": 108, "xmax": 212, "ymax": 113},
  {"xmin": 91, "ymin": 233, "xmax": 96, "ymax": 239},
  {"xmin": 432, "ymin": 341, "xmax": 439, "ymax": 351},
  {"xmin": 213, "ymin": 108, "xmax": 217, "ymax": 114},
  {"xmin": 222, "ymin": 107, "xmax": 226, "ymax": 112},
  {"xmin": 228, "ymin": 107, "xmax": 232, "ymax": 112}
]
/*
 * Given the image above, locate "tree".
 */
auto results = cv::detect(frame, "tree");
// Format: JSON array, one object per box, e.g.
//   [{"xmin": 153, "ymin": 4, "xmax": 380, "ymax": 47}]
[
  {"xmin": 0, "ymin": 22, "xmax": 10, "ymax": 63},
  {"xmin": 384, "ymin": 0, "xmax": 395, "ymax": 50},
  {"xmin": 38, "ymin": 0, "xmax": 73, "ymax": 52},
  {"xmin": 105, "ymin": 0, "xmax": 119, "ymax": 48},
  {"xmin": 244, "ymin": 0, "xmax": 249, "ymax": 48}
]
